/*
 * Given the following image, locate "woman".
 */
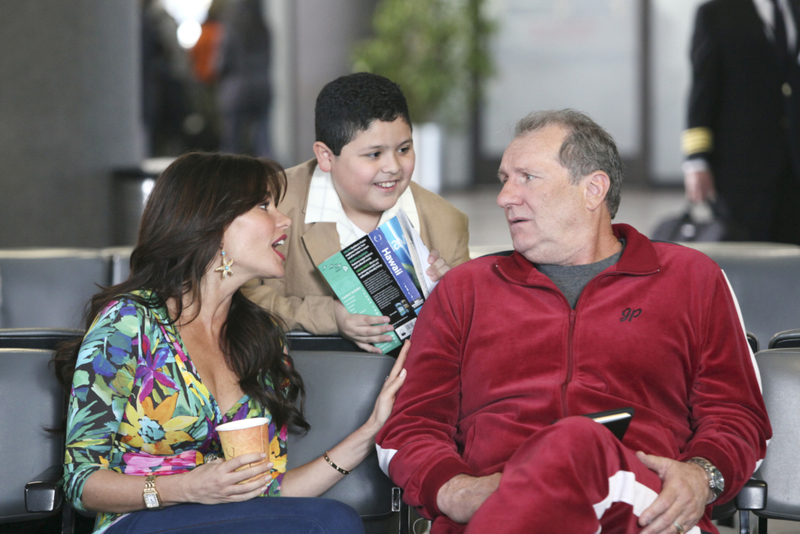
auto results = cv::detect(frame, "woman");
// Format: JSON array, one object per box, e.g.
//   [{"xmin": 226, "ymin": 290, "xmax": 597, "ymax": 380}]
[{"xmin": 54, "ymin": 152, "xmax": 407, "ymax": 534}]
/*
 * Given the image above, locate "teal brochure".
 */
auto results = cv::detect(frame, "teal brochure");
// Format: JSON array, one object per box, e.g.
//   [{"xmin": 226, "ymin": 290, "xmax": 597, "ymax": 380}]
[{"xmin": 318, "ymin": 211, "xmax": 432, "ymax": 353}]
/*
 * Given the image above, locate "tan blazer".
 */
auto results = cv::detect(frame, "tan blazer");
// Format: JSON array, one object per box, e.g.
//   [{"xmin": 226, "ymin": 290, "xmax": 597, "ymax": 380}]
[{"xmin": 243, "ymin": 159, "xmax": 470, "ymax": 334}]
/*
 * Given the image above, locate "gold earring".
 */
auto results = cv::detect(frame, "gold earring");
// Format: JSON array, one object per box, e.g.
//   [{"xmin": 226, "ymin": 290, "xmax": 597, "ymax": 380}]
[{"xmin": 215, "ymin": 249, "xmax": 234, "ymax": 279}]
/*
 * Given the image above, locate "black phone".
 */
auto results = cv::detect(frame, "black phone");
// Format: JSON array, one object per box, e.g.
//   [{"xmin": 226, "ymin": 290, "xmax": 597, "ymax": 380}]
[{"xmin": 581, "ymin": 407, "xmax": 634, "ymax": 441}]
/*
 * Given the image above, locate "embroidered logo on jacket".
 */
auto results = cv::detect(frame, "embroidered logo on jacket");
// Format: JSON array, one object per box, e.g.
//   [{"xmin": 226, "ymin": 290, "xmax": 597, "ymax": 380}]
[{"xmin": 620, "ymin": 308, "xmax": 642, "ymax": 322}]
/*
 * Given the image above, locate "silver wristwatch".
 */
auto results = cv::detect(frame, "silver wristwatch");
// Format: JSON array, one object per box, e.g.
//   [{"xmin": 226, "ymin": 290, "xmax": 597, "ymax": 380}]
[{"xmin": 687, "ymin": 457, "xmax": 725, "ymax": 503}]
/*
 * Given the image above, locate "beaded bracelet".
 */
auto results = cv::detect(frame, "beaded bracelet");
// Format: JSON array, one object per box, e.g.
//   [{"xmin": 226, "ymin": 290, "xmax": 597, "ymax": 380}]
[{"xmin": 324, "ymin": 451, "xmax": 351, "ymax": 475}]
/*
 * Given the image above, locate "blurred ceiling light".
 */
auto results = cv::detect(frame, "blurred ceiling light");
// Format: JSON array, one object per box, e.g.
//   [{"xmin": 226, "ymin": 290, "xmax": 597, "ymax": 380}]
[
  {"xmin": 162, "ymin": 0, "xmax": 212, "ymax": 25},
  {"xmin": 177, "ymin": 19, "xmax": 202, "ymax": 48},
  {"xmin": 162, "ymin": 0, "xmax": 212, "ymax": 48}
]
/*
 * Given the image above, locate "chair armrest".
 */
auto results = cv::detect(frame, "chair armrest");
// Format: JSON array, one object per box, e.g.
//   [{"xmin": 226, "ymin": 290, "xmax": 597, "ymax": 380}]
[
  {"xmin": 769, "ymin": 328, "xmax": 800, "ymax": 349},
  {"xmin": 734, "ymin": 479, "xmax": 767, "ymax": 511},
  {"xmin": 25, "ymin": 465, "xmax": 64, "ymax": 513},
  {"xmin": 285, "ymin": 331, "xmax": 361, "ymax": 352}
]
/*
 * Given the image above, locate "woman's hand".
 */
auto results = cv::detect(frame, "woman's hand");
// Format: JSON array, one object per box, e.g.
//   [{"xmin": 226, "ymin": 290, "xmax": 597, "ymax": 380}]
[
  {"xmin": 366, "ymin": 340, "xmax": 409, "ymax": 432},
  {"xmin": 176, "ymin": 453, "xmax": 274, "ymax": 505},
  {"xmin": 81, "ymin": 453, "xmax": 274, "ymax": 513}
]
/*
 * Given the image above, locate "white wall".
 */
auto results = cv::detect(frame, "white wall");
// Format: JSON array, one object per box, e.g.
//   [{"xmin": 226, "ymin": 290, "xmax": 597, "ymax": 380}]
[
  {"xmin": 650, "ymin": 0, "xmax": 706, "ymax": 184},
  {"xmin": 482, "ymin": 0, "xmax": 640, "ymax": 160}
]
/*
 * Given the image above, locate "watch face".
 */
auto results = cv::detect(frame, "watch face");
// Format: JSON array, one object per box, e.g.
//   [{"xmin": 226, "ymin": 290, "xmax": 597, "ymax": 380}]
[
  {"xmin": 712, "ymin": 469, "xmax": 725, "ymax": 492},
  {"xmin": 144, "ymin": 492, "xmax": 159, "ymax": 508}
]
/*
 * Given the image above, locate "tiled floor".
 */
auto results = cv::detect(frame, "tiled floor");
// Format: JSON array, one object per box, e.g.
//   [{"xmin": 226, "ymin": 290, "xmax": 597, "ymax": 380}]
[{"xmin": 441, "ymin": 184, "xmax": 800, "ymax": 534}]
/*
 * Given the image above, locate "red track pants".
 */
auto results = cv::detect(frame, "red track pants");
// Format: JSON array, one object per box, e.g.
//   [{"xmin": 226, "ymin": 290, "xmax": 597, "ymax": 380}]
[{"xmin": 461, "ymin": 416, "xmax": 705, "ymax": 534}]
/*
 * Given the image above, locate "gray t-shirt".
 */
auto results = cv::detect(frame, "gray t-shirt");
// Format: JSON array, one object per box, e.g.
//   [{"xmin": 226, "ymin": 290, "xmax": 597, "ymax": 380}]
[{"xmin": 535, "ymin": 240, "xmax": 626, "ymax": 309}]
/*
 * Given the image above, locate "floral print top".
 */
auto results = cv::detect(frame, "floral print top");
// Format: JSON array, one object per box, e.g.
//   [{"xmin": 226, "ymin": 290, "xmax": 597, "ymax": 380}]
[{"xmin": 62, "ymin": 291, "xmax": 288, "ymax": 534}]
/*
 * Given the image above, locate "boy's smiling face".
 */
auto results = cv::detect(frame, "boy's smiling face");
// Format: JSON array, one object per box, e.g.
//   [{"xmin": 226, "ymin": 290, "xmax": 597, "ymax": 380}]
[{"xmin": 314, "ymin": 118, "xmax": 415, "ymax": 231}]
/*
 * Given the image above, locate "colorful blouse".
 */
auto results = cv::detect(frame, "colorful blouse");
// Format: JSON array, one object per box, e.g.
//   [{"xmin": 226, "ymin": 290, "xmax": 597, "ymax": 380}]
[{"xmin": 62, "ymin": 291, "xmax": 288, "ymax": 534}]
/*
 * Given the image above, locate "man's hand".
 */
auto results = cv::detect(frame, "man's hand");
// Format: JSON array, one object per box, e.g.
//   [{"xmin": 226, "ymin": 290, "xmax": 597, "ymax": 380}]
[
  {"xmin": 333, "ymin": 300, "xmax": 392, "ymax": 354},
  {"xmin": 637, "ymin": 451, "xmax": 711, "ymax": 534},
  {"xmin": 426, "ymin": 249, "xmax": 452, "ymax": 283},
  {"xmin": 683, "ymin": 169, "xmax": 716, "ymax": 204},
  {"xmin": 436, "ymin": 473, "xmax": 502, "ymax": 524}
]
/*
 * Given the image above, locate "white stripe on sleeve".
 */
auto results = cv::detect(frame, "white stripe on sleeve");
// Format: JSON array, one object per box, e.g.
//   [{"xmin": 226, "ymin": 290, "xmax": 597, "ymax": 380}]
[{"xmin": 376, "ymin": 443, "xmax": 397, "ymax": 477}]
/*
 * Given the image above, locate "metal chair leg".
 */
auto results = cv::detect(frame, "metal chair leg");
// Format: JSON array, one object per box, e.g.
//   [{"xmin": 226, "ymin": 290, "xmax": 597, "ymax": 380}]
[
  {"xmin": 739, "ymin": 510, "xmax": 750, "ymax": 534},
  {"xmin": 758, "ymin": 516, "xmax": 768, "ymax": 534},
  {"xmin": 61, "ymin": 504, "xmax": 75, "ymax": 534}
]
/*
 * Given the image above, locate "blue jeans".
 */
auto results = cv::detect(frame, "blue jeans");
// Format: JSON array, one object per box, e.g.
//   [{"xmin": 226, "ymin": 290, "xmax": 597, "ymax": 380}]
[{"xmin": 107, "ymin": 497, "xmax": 364, "ymax": 534}]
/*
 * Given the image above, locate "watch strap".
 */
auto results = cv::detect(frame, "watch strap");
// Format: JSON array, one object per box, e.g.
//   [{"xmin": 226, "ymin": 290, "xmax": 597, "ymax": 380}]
[
  {"xmin": 687, "ymin": 457, "xmax": 724, "ymax": 503},
  {"xmin": 143, "ymin": 474, "xmax": 162, "ymax": 509}
]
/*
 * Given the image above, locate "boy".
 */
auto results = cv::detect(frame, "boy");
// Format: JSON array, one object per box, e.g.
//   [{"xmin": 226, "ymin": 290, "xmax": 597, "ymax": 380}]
[{"xmin": 243, "ymin": 72, "xmax": 470, "ymax": 353}]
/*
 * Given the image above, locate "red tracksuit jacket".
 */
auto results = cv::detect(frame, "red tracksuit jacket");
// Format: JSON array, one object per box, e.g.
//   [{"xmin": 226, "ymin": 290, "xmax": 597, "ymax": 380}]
[{"xmin": 376, "ymin": 224, "xmax": 770, "ymax": 533}]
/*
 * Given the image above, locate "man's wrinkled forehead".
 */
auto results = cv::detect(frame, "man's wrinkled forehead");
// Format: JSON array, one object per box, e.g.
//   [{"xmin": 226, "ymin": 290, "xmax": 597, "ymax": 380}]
[{"xmin": 499, "ymin": 127, "xmax": 568, "ymax": 175}]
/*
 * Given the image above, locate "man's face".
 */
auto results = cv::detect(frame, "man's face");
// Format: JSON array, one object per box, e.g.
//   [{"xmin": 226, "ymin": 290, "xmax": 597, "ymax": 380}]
[
  {"xmin": 496, "ymin": 124, "xmax": 592, "ymax": 265},
  {"xmin": 328, "ymin": 118, "xmax": 415, "ymax": 223}
]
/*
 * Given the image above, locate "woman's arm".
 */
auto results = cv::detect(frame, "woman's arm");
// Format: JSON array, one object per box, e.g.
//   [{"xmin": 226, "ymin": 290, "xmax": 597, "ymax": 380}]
[
  {"xmin": 63, "ymin": 298, "xmax": 274, "ymax": 513},
  {"xmin": 280, "ymin": 341, "xmax": 408, "ymax": 497},
  {"xmin": 80, "ymin": 454, "xmax": 272, "ymax": 513}
]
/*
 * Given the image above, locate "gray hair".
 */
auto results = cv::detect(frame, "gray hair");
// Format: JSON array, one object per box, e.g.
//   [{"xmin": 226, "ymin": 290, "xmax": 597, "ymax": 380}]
[{"xmin": 514, "ymin": 109, "xmax": 623, "ymax": 219}]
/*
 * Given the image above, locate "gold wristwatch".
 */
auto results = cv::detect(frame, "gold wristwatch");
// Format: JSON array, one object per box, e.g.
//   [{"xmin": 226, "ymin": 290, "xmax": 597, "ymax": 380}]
[{"xmin": 143, "ymin": 474, "xmax": 162, "ymax": 510}]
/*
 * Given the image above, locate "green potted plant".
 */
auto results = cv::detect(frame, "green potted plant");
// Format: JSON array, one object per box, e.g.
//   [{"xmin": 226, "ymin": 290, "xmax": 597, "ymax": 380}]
[
  {"xmin": 352, "ymin": 0, "xmax": 494, "ymax": 124},
  {"xmin": 352, "ymin": 0, "xmax": 495, "ymax": 190}
]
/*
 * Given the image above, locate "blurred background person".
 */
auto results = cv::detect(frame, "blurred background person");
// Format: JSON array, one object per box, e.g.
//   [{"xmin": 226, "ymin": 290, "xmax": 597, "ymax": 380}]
[
  {"xmin": 140, "ymin": 0, "xmax": 194, "ymax": 157},
  {"xmin": 217, "ymin": 0, "xmax": 273, "ymax": 157},
  {"xmin": 187, "ymin": 0, "xmax": 227, "ymax": 152},
  {"xmin": 682, "ymin": 0, "xmax": 800, "ymax": 244}
]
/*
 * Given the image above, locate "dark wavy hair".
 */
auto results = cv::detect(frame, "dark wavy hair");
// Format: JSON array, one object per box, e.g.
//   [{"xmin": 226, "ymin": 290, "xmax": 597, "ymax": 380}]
[
  {"xmin": 54, "ymin": 152, "xmax": 308, "ymax": 431},
  {"xmin": 315, "ymin": 72, "xmax": 412, "ymax": 155}
]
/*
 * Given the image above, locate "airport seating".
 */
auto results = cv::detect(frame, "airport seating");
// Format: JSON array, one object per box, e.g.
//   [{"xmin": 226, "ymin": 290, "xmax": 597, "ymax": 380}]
[
  {"xmin": 0, "ymin": 247, "xmax": 132, "ymax": 330},
  {"xmin": 0, "ymin": 349, "xmax": 65, "ymax": 530},
  {"xmin": 286, "ymin": 330, "xmax": 361, "ymax": 352},
  {"xmin": 0, "ymin": 330, "xmax": 98, "ymax": 534},
  {"xmin": 0, "ymin": 327, "xmax": 84, "ymax": 350},
  {"xmin": 746, "ymin": 332, "xmax": 759, "ymax": 353},
  {"xmin": 5, "ymin": 241, "xmax": 792, "ymax": 349},
  {"xmin": 10, "ymin": 345, "xmax": 406, "ymax": 533},
  {"xmin": 734, "ymin": 347, "xmax": 800, "ymax": 533},
  {"xmin": 287, "ymin": 350, "xmax": 408, "ymax": 534},
  {"xmin": 686, "ymin": 242, "xmax": 800, "ymax": 350},
  {"xmin": 768, "ymin": 329, "xmax": 800, "ymax": 349}
]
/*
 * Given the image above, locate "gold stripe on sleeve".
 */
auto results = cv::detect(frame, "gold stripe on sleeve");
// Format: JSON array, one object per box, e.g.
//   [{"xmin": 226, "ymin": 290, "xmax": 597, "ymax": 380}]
[{"xmin": 681, "ymin": 127, "xmax": 713, "ymax": 155}]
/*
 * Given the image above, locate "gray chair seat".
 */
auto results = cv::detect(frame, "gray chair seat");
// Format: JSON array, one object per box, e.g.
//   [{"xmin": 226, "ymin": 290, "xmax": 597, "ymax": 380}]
[
  {"xmin": 287, "ymin": 350, "xmax": 405, "ymax": 533},
  {"xmin": 0, "ymin": 349, "xmax": 64, "ymax": 525},
  {"xmin": 685, "ymin": 242, "xmax": 800, "ymax": 349}
]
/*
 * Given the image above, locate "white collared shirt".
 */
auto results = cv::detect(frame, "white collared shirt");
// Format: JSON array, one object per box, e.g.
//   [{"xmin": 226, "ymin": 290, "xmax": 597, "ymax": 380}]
[
  {"xmin": 304, "ymin": 164, "xmax": 421, "ymax": 249},
  {"xmin": 753, "ymin": 0, "xmax": 798, "ymax": 54}
]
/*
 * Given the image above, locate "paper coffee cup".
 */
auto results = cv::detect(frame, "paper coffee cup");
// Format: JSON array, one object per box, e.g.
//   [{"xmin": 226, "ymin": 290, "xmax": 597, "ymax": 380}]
[{"xmin": 216, "ymin": 417, "xmax": 269, "ymax": 484}]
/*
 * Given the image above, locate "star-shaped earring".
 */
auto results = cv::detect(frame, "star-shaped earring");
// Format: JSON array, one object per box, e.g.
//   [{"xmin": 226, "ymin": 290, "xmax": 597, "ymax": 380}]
[{"xmin": 215, "ymin": 250, "xmax": 234, "ymax": 279}]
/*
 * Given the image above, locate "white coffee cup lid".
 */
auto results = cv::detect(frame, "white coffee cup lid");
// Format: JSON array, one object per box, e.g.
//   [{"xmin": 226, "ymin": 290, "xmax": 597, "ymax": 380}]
[{"xmin": 216, "ymin": 417, "xmax": 269, "ymax": 432}]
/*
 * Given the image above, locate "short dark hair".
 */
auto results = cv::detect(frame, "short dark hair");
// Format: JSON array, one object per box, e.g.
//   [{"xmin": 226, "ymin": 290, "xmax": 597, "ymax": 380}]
[
  {"xmin": 315, "ymin": 72, "xmax": 412, "ymax": 155},
  {"xmin": 515, "ymin": 109, "xmax": 623, "ymax": 219}
]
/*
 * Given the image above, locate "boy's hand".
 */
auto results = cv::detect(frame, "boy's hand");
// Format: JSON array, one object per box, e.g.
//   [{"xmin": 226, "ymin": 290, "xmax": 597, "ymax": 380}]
[
  {"xmin": 426, "ymin": 249, "xmax": 452, "ymax": 282},
  {"xmin": 334, "ymin": 301, "xmax": 393, "ymax": 354}
]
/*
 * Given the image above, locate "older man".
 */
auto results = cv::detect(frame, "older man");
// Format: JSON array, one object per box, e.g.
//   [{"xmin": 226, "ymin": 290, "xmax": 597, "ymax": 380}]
[{"xmin": 376, "ymin": 110, "xmax": 770, "ymax": 534}]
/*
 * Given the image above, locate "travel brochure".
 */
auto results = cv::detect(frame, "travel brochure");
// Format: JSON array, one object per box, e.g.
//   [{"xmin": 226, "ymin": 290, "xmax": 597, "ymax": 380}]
[{"xmin": 317, "ymin": 209, "xmax": 436, "ymax": 353}]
